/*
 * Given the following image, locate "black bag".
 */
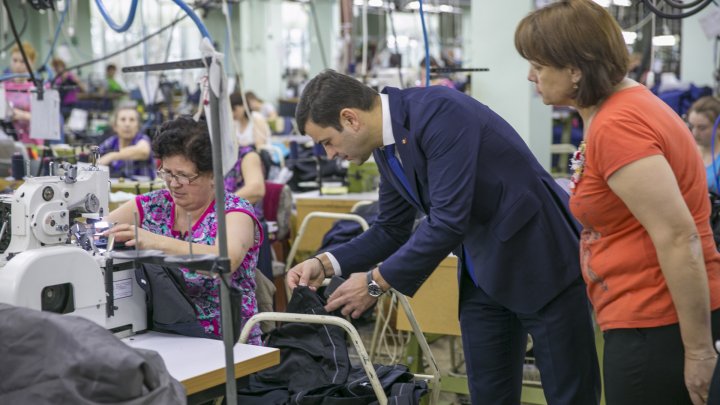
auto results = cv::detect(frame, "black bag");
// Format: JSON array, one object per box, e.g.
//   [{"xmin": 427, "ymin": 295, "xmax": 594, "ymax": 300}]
[{"xmin": 135, "ymin": 263, "xmax": 243, "ymax": 342}]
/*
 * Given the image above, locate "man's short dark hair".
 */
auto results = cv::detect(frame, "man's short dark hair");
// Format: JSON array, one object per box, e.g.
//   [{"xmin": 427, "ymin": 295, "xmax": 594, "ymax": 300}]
[
  {"xmin": 295, "ymin": 70, "xmax": 378, "ymax": 134},
  {"xmin": 152, "ymin": 115, "xmax": 213, "ymax": 174}
]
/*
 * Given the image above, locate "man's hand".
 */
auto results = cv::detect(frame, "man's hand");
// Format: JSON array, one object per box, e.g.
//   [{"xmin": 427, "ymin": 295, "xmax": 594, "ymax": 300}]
[
  {"xmin": 325, "ymin": 272, "xmax": 378, "ymax": 318},
  {"xmin": 286, "ymin": 257, "xmax": 327, "ymax": 291}
]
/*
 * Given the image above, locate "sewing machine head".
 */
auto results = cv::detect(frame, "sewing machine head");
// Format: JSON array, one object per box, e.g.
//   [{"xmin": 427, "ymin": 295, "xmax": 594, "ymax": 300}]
[
  {"xmin": 4, "ymin": 162, "xmax": 109, "ymax": 255},
  {"xmin": 0, "ymin": 162, "xmax": 144, "ymax": 337}
]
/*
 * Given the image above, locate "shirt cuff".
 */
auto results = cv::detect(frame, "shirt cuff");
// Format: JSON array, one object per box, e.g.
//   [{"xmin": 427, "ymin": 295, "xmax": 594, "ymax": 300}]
[{"xmin": 325, "ymin": 252, "xmax": 342, "ymax": 277}]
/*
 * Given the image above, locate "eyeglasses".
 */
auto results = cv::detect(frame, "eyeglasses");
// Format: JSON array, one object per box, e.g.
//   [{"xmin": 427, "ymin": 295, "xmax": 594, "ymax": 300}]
[{"xmin": 156, "ymin": 169, "xmax": 201, "ymax": 185}]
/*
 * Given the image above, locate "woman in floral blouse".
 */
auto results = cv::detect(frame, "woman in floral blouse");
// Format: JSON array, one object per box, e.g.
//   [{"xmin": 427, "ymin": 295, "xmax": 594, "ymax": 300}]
[{"xmin": 106, "ymin": 116, "xmax": 264, "ymax": 345}]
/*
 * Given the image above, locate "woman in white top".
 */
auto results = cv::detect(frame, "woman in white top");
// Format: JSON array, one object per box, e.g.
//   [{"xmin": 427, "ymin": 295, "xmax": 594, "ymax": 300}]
[{"xmin": 230, "ymin": 92, "xmax": 271, "ymax": 149}]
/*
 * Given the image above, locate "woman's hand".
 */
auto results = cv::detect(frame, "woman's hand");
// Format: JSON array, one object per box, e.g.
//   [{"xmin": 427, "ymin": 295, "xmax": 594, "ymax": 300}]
[
  {"xmin": 104, "ymin": 223, "xmax": 156, "ymax": 250},
  {"xmin": 685, "ymin": 353, "xmax": 718, "ymax": 405},
  {"xmin": 97, "ymin": 152, "xmax": 116, "ymax": 166}
]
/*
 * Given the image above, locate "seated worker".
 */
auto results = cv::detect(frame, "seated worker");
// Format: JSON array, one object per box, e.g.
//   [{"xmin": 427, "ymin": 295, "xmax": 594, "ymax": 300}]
[
  {"xmin": 688, "ymin": 96, "xmax": 720, "ymax": 194},
  {"xmin": 230, "ymin": 91, "xmax": 271, "ymax": 149},
  {"xmin": 3, "ymin": 42, "xmax": 43, "ymax": 145},
  {"xmin": 224, "ymin": 145, "xmax": 266, "ymax": 216},
  {"xmin": 105, "ymin": 63, "xmax": 125, "ymax": 94},
  {"xmin": 97, "ymin": 104, "xmax": 155, "ymax": 179},
  {"xmin": 51, "ymin": 57, "xmax": 85, "ymax": 119},
  {"xmin": 105, "ymin": 115, "xmax": 264, "ymax": 345},
  {"xmin": 245, "ymin": 91, "xmax": 278, "ymax": 122}
]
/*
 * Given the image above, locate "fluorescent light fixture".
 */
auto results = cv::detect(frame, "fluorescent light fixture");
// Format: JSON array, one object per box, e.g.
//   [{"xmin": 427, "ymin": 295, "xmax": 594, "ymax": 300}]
[
  {"xmin": 387, "ymin": 35, "xmax": 410, "ymax": 48},
  {"xmin": 613, "ymin": 0, "xmax": 631, "ymax": 6},
  {"xmin": 652, "ymin": 35, "xmax": 677, "ymax": 47},
  {"xmin": 353, "ymin": 0, "xmax": 384, "ymax": 6},
  {"xmin": 593, "ymin": 0, "xmax": 611, "ymax": 7},
  {"xmin": 405, "ymin": 1, "xmax": 455, "ymax": 12},
  {"xmin": 622, "ymin": 31, "xmax": 637, "ymax": 45}
]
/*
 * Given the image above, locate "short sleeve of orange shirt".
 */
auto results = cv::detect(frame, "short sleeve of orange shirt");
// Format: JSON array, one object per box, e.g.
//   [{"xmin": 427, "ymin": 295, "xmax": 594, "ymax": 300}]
[{"xmin": 570, "ymin": 85, "xmax": 720, "ymax": 331}]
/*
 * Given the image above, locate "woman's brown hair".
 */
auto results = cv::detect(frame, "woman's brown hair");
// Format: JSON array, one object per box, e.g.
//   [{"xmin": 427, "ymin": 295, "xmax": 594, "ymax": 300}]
[{"xmin": 515, "ymin": 0, "xmax": 629, "ymax": 107}]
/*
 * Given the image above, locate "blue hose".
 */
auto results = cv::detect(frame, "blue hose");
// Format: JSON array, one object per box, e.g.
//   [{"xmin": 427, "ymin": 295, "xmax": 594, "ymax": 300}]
[
  {"xmin": 95, "ymin": 0, "xmax": 212, "ymax": 44},
  {"xmin": 170, "ymin": 0, "xmax": 212, "ymax": 40},
  {"xmin": 94, "ymin": 0, "xmax": 139, "ymax": 33},
  {"xmin": 42, "ymin": 0, "xmax": 69, "ymax": 69}
]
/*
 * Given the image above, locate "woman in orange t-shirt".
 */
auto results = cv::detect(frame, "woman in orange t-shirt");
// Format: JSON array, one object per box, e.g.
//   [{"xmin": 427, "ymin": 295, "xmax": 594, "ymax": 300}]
[{"xmin": 516, "ymin": 1, "xmax": 720, "ymax": 404}]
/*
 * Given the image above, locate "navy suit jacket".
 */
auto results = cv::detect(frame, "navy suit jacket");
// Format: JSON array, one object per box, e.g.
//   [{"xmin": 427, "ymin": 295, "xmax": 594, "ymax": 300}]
[{"xmin": 330, "ymin": 86, "xmax": 582, "ymax": 313}]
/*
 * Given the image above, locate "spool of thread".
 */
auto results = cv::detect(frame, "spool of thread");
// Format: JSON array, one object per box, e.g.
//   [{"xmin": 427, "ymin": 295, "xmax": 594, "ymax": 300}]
[{"xmin": 11, "ymin": 152, "xmax": 25, "ymax": 180}]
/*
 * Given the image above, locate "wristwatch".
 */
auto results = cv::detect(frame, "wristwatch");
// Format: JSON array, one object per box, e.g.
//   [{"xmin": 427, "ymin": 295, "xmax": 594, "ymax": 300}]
[{"xmin": 366, "ymin": 270, "xmax": 384, "ymax": 298}]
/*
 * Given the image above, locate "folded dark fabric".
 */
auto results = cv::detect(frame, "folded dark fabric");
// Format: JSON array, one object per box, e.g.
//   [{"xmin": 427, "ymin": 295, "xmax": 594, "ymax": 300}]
[{"xmin": 0, "ymin": 303, "xmax": 186, "ymax": 404}]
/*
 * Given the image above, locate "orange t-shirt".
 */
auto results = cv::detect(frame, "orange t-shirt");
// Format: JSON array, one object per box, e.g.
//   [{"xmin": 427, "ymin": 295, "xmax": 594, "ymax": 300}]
[{"xmin": 569, "ymin": 85, "xmax": 720, "ymax": 331}]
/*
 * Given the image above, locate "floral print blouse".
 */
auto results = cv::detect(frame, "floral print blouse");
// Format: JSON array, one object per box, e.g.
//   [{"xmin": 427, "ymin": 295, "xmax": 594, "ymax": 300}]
[{"xmin": 136, "ymin": 189, "xmax": 264, "ymax": 345}]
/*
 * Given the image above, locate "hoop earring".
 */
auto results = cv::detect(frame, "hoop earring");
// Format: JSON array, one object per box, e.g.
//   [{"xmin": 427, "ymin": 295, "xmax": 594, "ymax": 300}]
[{"xmin": 573, "ymin": 83, "xmax": 579, "ymax": 90}]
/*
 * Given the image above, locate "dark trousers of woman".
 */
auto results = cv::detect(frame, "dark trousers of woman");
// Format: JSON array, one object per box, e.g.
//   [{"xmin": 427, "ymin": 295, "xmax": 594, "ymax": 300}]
[{"xmin": 604, "ymin": 309, "xmax": 720, "ymax": 405}]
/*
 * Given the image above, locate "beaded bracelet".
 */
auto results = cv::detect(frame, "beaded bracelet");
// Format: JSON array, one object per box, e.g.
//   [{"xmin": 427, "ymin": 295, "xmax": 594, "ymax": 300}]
[
  {"xmin": 312, "ymin": 256, "xmax": 328, "ymax": 277},
  {"xmin": 685, "ymin": 353, "xmax": 719, "ymax": 361}
]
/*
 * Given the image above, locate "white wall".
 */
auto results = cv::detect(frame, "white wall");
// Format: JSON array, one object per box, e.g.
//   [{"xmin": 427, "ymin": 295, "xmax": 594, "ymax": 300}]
[
  {"xmin": 681, "ymin": 6, "xmax": 718, "ymax": 87},
  {"xmin": 470, "ymin": 0, "xmax": 552, "ymax": 168}
]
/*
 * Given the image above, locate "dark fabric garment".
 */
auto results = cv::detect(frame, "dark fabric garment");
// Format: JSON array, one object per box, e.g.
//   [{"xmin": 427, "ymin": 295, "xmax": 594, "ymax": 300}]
[
  {"xmin": 135, "ymin": 263, "xmax": 243, "ymax": 343},
  {"xmin": 293, "ymin": 365, "xmax": 426, "ymax": 405},
  {"xmin": 317, "ymin": 202, "xmax": 379, "ymax": 255},
  {"xmin": 247, "ymin": 286, "xmax": 351, "ymax": 392},
  {"xmin": 653, "ymin": 83, "xmax": 712, "ymax": 118},
  {"xmin": 603, "ymin": 309, "xmax": 720, "ymax": 405},
  {"xmin": 237, "ymin": 287, "xmax": 427, "ymax": 404},
  {"xmin": 0, "ymin": 303, "xmax": 186, "ymax": 404},
  {"xmin": 256, "ymin": 221, "xmax": 274, "ymax": 281}
]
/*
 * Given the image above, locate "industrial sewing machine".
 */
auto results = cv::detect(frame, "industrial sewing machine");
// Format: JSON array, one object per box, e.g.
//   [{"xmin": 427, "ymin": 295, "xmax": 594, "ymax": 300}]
[{"xmin": 0, "ymin": 159, "xmax": 146, "ymax": 337}]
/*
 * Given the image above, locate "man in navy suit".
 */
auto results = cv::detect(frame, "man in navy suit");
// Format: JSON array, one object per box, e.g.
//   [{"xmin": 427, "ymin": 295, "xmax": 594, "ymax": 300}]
[{"xmin": 287, "ymin": 70, "xmax": 600, "ymax": 405}]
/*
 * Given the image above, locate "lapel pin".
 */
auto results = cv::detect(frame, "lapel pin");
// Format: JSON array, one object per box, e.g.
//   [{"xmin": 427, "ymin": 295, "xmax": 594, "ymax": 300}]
[{"xmin": 402, "ymin": 138, "xmax": 407, "ymax": 145}]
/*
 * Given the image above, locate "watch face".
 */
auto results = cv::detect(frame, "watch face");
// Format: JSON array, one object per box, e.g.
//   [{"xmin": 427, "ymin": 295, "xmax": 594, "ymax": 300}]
[{"xmin": 368, "ymin": 282, "xmax": 383, "ymax": 297}]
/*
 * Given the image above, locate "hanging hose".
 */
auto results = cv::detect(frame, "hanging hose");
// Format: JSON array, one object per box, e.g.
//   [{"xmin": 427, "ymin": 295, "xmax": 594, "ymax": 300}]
[
  {"xmin": 94, "ymin": 0, "xmax": 139, "ymax": 33},
  {"xmin": 642, "ymin": 0, "xmax": 715, "ymax": 19},
  {"xmin": 2, "ymin": 0, "xmax": 40, "ymax": 90}
]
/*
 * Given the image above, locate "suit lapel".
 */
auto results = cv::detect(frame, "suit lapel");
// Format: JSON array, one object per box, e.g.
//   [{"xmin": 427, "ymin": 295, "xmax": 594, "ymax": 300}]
[{"xmin": 385, "ymin": 88, "xmax": 423, "ymax": 211}]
